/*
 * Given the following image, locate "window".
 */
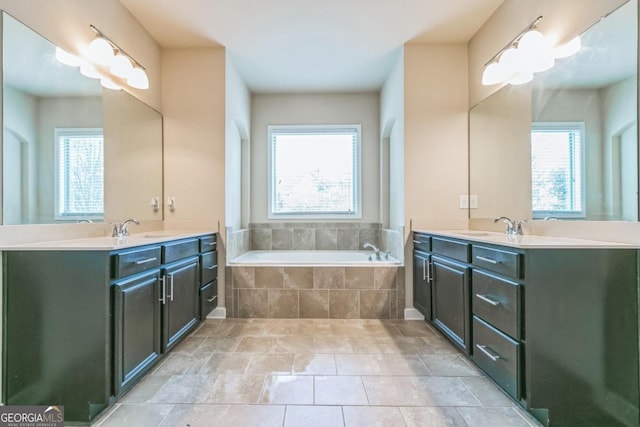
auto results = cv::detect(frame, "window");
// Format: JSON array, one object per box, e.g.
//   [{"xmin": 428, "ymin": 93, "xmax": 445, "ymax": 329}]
[
  {"xmin": 531, "ymin": 122, "xmax": 585, "ymax": 218},
  {"xmin": 268, "ymin": 125, "xmax": 361, "ymax": 218},
  {"xmin": 55, "ymin": 128, "xmax": 104, "ymax": 220}
]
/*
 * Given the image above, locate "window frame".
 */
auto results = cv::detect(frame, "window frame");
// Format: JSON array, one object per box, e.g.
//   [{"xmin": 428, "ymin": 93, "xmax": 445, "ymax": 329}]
[
  {"xmin": 54, "ymin": 127, "xmax": 104, "ymax": 221},
  {"xmin": 267, "ymin": 124, "xmax": 362, "ymax": 219},
  {"xmin": 531, "ymin": 121, "xmax": 586, "ymax": 219}
]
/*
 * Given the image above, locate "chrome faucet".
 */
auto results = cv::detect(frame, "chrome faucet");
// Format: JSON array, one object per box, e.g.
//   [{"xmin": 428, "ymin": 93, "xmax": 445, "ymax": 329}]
[
  {"xmin": 111, "ymin": 219, "xmax": 140, "ymax": 238},
  {"xmin": 363, "ymin": 242, "xmax": 382, "ymax": 260},
  {"xmin": 494, "ymin": 217, "xmax": 525, "ymax": 236}
]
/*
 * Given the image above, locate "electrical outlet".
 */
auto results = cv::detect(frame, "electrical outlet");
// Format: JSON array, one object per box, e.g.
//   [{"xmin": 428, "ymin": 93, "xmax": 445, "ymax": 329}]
[
  {"xmin": 470, "ymin": 195, "xmax": 478, "ymax": 209},
  {"xmin": 459, "ymin": 195, "xmax": 469, "ymax": 209}
]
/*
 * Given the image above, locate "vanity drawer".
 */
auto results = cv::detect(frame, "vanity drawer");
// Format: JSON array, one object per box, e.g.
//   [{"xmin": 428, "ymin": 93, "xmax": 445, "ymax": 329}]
[
  {"xmin": 163, "ymin": 239, "xmax": 199, "ymax": 264},
  {"xmin": 113, "ymin": 246, "xmax": 161, "ymax": 279},
  {"xmin": 472, "ymin": 316, "xmax": 521, "ymax": 400},
  {"xmin": 472, "ymin": 245, "xmax": 521, "ymax": 279},
  {"xmin": 432, "ymin": 237, "xmax": 469, "ymax": 263},
  {"xmin": 200, "ymin": 251, "xmax": 218, "ymax": 285},
  {"xmin": 199, "ymin": 235, "xmax": 217, "ymax": 252},
  {"xmin": 413, "ymin": 233, "xmax": 431, "ymax": 252},
  {"xmin": 200, "ymin": 280, "xmax": 218, "ymax": 320},
  {"xmin": 472, "ymin": 270, "xmax": 521, "ymax": 339}
]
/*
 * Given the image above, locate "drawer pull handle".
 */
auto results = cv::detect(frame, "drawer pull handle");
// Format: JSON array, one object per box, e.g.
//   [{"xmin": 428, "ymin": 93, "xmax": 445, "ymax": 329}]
[
  {"xmin": 476, "ymin": 294, "xmax": 500, "ymax": 306},
  {"xmin": 206, "ymin": 265, "xmax": 218, "ymax": 270},
  {"xmin": 412, "ymin": 240, "xmax": 421, "ymax": 244},
  {"xmin": 476, "ymin": 255, "xmax": 498, "ymax": 265},
  {"xmin": 208, "ymin": 242, "xmax": 217, "ymax": 246},
  {"xmin": 476, "ymin": 344, "xmax": 501, "ymax": 361},
  {"xmin": 134, "ymin": 257, "xmax": 157, "ymax": 265},
  {"xmin": 206, "ymin": 295, "xmax": 218, "ymax": 303}
]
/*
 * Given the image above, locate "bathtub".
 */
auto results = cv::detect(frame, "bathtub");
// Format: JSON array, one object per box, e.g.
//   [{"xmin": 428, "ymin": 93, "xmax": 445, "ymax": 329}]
[
  {"xmin": 229, "ymin": 250, "xmax": 401, "ymax": 266},
  {"xmin": 227, "ymin": 250, "xmax": 404, "ymax": 319}
]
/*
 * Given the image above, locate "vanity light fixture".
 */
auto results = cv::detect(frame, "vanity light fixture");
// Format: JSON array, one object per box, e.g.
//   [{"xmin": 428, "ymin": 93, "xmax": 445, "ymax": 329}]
[
  {"xmin": 55, "ymin": 25, "xmax": 149, "ymax": 91},
  {"xmin": 481, "ymin": 16, "xmax": 582, "ymax": 86}
]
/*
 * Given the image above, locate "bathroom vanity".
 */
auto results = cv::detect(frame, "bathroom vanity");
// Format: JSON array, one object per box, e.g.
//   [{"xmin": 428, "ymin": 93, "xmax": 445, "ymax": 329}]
[
  {"xmin": 2, "ymin": 232, "xmax": 217, "ymax": 424},
  {"xmin": 413, "ymin": 230, "xmax": 639, "ymax": 426}
]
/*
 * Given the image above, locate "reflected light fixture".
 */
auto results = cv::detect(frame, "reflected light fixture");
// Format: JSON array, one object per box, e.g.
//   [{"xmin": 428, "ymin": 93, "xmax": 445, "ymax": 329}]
[
  {"xmin": 55, "ymin": 25, "xmax": 149, "ymax": 90},
  {"xmin": 482, "ymin": 16, "xmax": 582, "ymax": 86}
]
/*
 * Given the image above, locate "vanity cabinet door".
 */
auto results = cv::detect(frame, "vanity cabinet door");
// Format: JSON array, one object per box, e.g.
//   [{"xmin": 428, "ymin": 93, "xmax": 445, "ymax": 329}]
[
  {"xmin": 432, "ymin": 256, "xmax": 471, "ymax": 354},
  {"xmin": 113, "ymin": 270, "xmax": 162, "ymax": 396},
  {"xmin": 162, "ymin": 256, "xmax": 200, "ymax": 352},
  {"xmin": 413, "ymin": 250, "xmax": 432, "ymax": 320}
]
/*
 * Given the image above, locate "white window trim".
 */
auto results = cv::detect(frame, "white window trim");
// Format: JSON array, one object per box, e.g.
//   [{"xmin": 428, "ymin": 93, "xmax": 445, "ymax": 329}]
[
  {"xmin": 267, "ymin": 124, "xmax": 362, "ymax": 220},
  {"xmin": 531, "ymin": 121, "xmax": 586, "ymax": 219},
  {"xmin": 54, "ymin": 127, "xmax": 104, "ymax": 221}
]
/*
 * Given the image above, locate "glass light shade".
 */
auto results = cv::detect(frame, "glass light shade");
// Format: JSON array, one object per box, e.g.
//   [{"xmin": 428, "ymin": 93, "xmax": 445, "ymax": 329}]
[
  {"xmin": 518, "ymin": 30, "xmax": 549, "ymax": 55},
  {"xmin": 100, "ymin": 77, "xmax": 122, "ymax": 90},
  {"xmin": 509, "ymin": 70, "xmax": 533, "ymax": 85},
  {"xmin": 497, "ymin": 47, "xmax": 521, "ymax": 82},
  {"xmin": 482, "ymin": 62, "xmax": 506, "ymax": 85},
  {"xmin": 55, "ymin": 47, "xmax": 81, "ymax": 67},
  {"xmin": 127, "ymin": 67, "xmax": 149, "ymax": 89},
  {"xmin": 554, "ymin": 36, "xmax": 582, "ymax": 58},
  {"xmin": 79, "ymin": 61, "xmax": 101, "ymax": 79},
  {"xmin": 531, "ymin": 52, "xmax": 555, "ymax": 73},
  {"xmin": 86, "ymin": 36, "xmax": 114, "ymax": 65},
  {"xmin": 110, "ymin": 53, "xmax": 133, "ymax": 78}
]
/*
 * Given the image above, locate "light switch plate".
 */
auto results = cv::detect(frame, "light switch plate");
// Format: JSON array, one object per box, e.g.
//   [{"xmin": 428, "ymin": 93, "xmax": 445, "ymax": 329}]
[
  {"xmin": 470, "ymin": 195, "xmax": 478, "ymax": 209},
  {"xmin": 459, "ymin": 195, "xmax": 469, "ymax": 209}
]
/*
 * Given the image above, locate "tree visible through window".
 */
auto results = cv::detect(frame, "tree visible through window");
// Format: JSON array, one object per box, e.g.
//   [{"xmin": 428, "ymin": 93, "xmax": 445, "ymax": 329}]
[
  {"xmin": 269, "ymin": 125, "xmax": 361, "ymax": 218},
  {"xmin": 531, "ymin": 123, "xmax": 585, "ymax": 218},
  {"xmin": 55, "ymin": 128, "xmax": 104, "ymax": 220}
]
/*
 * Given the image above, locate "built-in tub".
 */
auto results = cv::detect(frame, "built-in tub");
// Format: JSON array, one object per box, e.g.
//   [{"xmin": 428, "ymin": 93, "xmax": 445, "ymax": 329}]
[
  {"xmin": 229, "ymin": 250, "xmax": 401, "ymax": 266},
  {"xmin": 226, "ymin": 250, "xmax": 404, "ymax": 319}
]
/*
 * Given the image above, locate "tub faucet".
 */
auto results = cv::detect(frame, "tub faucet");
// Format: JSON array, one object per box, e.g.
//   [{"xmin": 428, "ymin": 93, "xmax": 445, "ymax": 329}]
[
  {"xmin": 111, "ymin": 219, "xmax": 140, "ymax": 238},
  {"xmin": 363, "ymin": 242, "xmax": 381, "ymax": 260}
]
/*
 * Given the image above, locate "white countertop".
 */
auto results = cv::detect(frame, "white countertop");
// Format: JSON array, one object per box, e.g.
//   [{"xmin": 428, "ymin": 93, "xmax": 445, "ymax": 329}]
[
  {"xmin": 0, "ymin": 230, "xmax": 215, "ymax": 251},
  {"xmin": 414, "ymin": 229, "xmax": 638, "ymax": 249}
]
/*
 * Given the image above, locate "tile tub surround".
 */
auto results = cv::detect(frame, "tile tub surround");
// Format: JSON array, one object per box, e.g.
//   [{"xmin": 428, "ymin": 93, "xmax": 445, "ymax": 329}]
[
  {"xmin": 226, "ymin": 266, "xmax": 405, "ymax": 319},
  {"xmin": 249, "ymin": 223, "xmax": 382, "ymax": 251},
  {"xmin": 93, "ymin": 318, "xmax": 541, "ymax": 427}
]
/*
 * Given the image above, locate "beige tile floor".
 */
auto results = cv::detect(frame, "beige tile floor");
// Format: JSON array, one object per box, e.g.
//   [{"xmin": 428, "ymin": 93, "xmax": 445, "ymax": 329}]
[{"xmin": 93, "ymin": 319, "xmax": 542, "ymax": 427}]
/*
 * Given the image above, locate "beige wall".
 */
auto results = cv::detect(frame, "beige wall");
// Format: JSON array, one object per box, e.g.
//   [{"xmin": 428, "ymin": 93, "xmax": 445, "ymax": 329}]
[
  {"xmin": 250, "ymin": 93, "xmax": 381, "ymax": 223},
  {"xmin": 469, "ymin": 0, "xmax": 627, "ymax": 107}
]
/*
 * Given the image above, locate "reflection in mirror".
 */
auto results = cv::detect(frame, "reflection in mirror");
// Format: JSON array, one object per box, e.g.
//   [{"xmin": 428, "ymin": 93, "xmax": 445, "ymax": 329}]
[
  {"xmin": 2, "ymin": 12, "xmax": 164, "ymax": 224},
  {"xmin": 532, "ymin": 0, "xmax": 637, "ymax": 220},
  {"xmin": 470, "ymin": 0, "xmax": 637, "ymax": 221},
  {"xmin": 2, "ymin": 12, "xmax": 102, "ymax": 224}
]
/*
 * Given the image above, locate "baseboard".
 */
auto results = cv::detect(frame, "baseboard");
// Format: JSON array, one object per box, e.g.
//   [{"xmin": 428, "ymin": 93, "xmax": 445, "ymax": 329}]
[
  {"xmin": 207, "ymin": 307, "xmax": 226, "ymax": 319},
  {"xmin": 404, "ymin": 308, "xmax": 425, "ymax": 320}
]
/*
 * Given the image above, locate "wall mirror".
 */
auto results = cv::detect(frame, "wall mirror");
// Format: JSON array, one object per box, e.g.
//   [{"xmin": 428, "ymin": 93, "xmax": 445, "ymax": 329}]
[
  {"xmin": 470, "ymin": 0, "xmax": 637, "ymax": 221},
  {"xmin": 2, "ymin": 12, "xmax": 163, "ymax": 225}
]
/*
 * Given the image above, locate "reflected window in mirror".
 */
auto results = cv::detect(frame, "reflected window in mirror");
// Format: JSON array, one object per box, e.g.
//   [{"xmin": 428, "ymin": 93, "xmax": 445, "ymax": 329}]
[
  {"xmin": 55, "ymin": 128, "xmax": 104, "ymax": 221},
  {"xmin": 531, "ymin": 122, "xmax": 585, "ymax": 219}
]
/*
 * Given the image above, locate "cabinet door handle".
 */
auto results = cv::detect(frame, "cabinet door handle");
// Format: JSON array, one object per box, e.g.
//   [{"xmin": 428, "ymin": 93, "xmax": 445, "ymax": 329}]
[
  {"xmin": 159, "ymin": 276, "xmax": 166, "ymax": 304},
  {"xmin": 170, "ymin": 274, "xmax": 174, "ymax": 302},
  {"xmin": 476, "ymin": 255, "xmax": 498, "ymax": 265},
  {"xmin": 476, "ymin": 344, "xmax": 501, "ymax": 361},
  {"xmin": 422, "ymin": 258, "xmax": 427, "ymax": 281},
  {"xmin": 134, "ymin": 257, "xmax": 157, "ymax": 265},
  {"xmin": 206, "ymin": 264, "xmax": 218, "ymax": 270},
  {"xmin": 206, "ymin": 295, "xmax": 218, "ymax": 303},
  {"xmin": 475, "ymin": 294, "xmax": 500, "ymax": 306},
  {"xmin": 427, "ymin": 261, "xmax": 432, "ymax": 283}
]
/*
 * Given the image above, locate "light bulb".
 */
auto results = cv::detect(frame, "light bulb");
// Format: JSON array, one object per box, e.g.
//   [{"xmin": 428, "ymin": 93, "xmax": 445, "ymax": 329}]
[
  {"xmin": 86, "ymin": 36, "xmax": 114, "ymax": 65},
  {"xmin": 100, "ymin": 77, "xmax": 122, "ymax": 90},
  {"xmin": 127, "ymin": 67, "xmax": 149, "ymax": 89},
  {"xmin": 80, "ymin": 61, "xmax": 101, "ymax": 79},
  {"xmin": 554, "ymin": 36, "xmax": 582, "ymax": 58},
  {"xmin": 110, "ymin": 53, "xmax": 133, "ymax": 78},
  {"xmin": 482, "ymin": 62, "xmax": 506, "ymax": 85},
  {"xmin": 55, "ymin": 47, "xmax": 81, "ymax": 67}
]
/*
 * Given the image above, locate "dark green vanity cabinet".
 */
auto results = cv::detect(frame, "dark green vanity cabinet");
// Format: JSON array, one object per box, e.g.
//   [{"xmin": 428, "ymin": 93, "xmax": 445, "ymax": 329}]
[
  {"xmin": 412, "ymin": 231, "xmax": 640, "ymax": 426},
  {"xmin": 199, "ymin": 235, "xmax": 218, "ymax": 319},
  {"xmin": 3, "ymin": 233, "xmax": 217, "ymax": 425}
]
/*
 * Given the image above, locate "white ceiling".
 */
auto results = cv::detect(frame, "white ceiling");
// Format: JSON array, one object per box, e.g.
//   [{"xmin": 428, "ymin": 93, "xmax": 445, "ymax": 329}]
[{"xmin": 119, "ymin": 0, "xmax": 504, "ymax": 92}]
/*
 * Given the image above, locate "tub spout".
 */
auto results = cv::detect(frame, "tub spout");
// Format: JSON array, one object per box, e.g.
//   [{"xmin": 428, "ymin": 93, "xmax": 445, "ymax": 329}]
[{"xmin": 363, "ymin": 243, "xmax": 381, "ymax": 260}]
